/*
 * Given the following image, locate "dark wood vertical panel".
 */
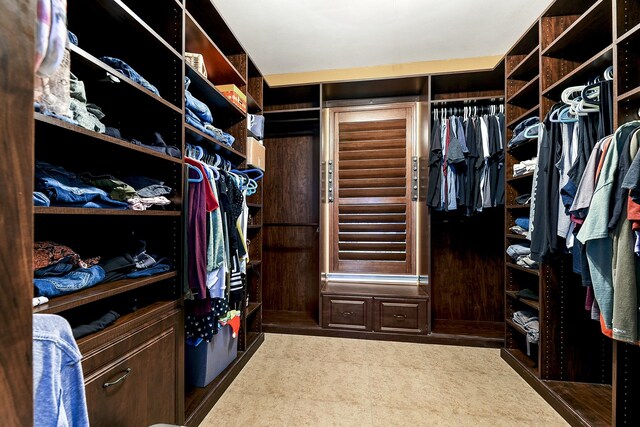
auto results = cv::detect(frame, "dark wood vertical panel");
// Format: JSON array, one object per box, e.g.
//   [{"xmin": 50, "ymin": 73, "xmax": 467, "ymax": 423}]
[
  {"xmin": 431, "ymin": 211, "xmax": 504, "ymax": 323},
  {"xmin": 0, "ymin": 0, "xmax": 34, "ymax": 424}
]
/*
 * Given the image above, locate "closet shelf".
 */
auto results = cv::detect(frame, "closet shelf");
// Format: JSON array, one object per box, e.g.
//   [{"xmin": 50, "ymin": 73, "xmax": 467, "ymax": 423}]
[
  {"xmin": 33, "ymin": 271, "xmax": 177, "ymax": 314},
  {"xmin": 184, "ymin": 11, "xmax": 246, "ymax": 87},
  {"xmin": 69, "ymin": 44, "xmax": 182, "ymax": 113},
  {"xmin": 507, "ymin": 105, "xmax": 540, "ymax": 129},
  {"xmin": 185, "ymin": 65, "xmax": 247, "ymax": 127},
  {"xmin": 247, "ymin": 203, "xmax": 262, "ymax": 209},
  {"xmin": 507, "ymin": 77, "xmax": 539, "ymax": 108},
  {"xmin": 506, "ymin": 233, "xmax": 529, "ymax": 240},
  {"xmin": 506, "ymin": 262, "xmax": 540, "ymax": 276},
  {"xmin": 184, "ymin": 124, "xmax": 246, "ymax": 165},
  {"xmin": 246, "ymin": 91, "xmax": 263, "ymax": 113},
  {"xmin": 34, "ymin": 207, "xmax": 181, "ymax": 216},
  {"xmin": 545, "ymin": 381, "xmax": 612, "ymax": 426},
  {"xmin": 245, "ymin": 302, "xmax": 261, "ymax": 318},
  {"xmin": 505, "ymin": 317, "xmax": 532, "ymax": 337},
  {"xmin": 506, "ymin": 204, "xmax": 531, "ymax": 209},
  {"xmin": 616, "ymin": 21, "xmax": 640, "ymax": 44},
  {"xmin": 247, "ymin": 224, "xmax": 262, "ymax": 230},
  {"xmin": 542, "ymin": 46, "xmax": 613, "ymax": 101},
  {"xmin": 508, "ymin": 20, "xmax": 539, "ymax": 57},
  {"xmin": 88, "ymin": 0, "xmax": 182, "ymax": 60},
  {"xmin": 429, "ymin": 95, "xmax": 504, "ymax": 106},
  {"xmin": 541, "ymin": 0, "xmax": 612, "ymax": 61},
  {"xmin": 506, "ymin": 290, "xmax": 540, "ymax": 310},
  {"xmin": 507, "ymin": 46, "xmax": 540, "ymax": 81},
  {"xmin": 507, "ymin": 171, "xmax": 534, "ymax": 181},
  {"xmin": 34, "ymin": 114, "xmax": 183, "ymax": 164},
  {"xmin": 502, "ymin": 347, "xmax": 538, "ymax": 375},
  {"xmin": 263, "ymin": 107, "xmax": 321, "ymax": 114},
  {"xmin": 617, "ymin": 86, "xmax": 640, "ymax": 104}
]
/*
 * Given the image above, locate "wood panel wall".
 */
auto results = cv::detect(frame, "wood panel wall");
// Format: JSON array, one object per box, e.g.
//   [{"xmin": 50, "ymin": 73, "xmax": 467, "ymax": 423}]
[
  {"xmin": 430, "ymin": 210, "xmax": 505, "ymax": 323},
  {"xmin": 0, "ymin": 0, "xmax": 35, "ymax": 424},
  {"xmin": 263, "ymin": 135, "xmax": 320, "ymax": 317}
]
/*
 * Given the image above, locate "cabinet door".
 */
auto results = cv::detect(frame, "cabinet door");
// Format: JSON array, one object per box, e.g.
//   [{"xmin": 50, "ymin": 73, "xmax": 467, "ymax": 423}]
[
  {"xmin": 83, "ymin": 324, "xmax": 178, "ymax": 426},
  {"xmin": 373, "ymin": 299, "xmax": 428, "ymax": 334},
  {"xmin": 322, "ymin": 296, "xmax": 372, "ymax": 330}
]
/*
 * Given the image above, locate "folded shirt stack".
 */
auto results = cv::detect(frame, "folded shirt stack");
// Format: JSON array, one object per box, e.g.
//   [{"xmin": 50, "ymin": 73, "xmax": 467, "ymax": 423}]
[
  {"xmin": 513, "ymin": 310, "xmax": 539, "ymax": 353},
  {"xmin": 507, "ymin": 242, "xmax": 539, "ymax": 270},
  {"xmin": 184, "ymin": 77, "xmax": 235, "ymax": 146},
  {"xmin": 513, "ymin": 158, "xmax": 537, "ymax": 176}
]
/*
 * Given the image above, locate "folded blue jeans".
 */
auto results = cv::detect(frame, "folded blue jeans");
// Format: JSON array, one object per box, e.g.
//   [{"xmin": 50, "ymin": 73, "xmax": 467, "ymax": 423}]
[
  {"xmin": 33, "ymin": 191, "xmax": 50, "ymax": 206},
  {"xmin": 34, "ymin": 265, "xmax": 105, "ymax": 297},
  {"xmin": 99, "ymin": 56, "xmax": 160, "ymax": 96},
  {"xmin": 185, "ymin": 85, "xmax": 213, "ymax": 124}
]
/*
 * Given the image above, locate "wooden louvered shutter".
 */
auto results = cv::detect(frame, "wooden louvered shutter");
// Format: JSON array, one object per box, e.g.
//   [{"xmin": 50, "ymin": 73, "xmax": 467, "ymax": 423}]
[{"xmin": 331, "ymin": 107, "xmax": 415, "ymax": 275}]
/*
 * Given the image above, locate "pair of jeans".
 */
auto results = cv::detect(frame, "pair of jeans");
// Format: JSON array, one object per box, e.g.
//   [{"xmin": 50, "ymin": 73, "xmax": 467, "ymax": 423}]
[
  {"xmin": 35, "ymin": 161, "xmax": 129, "ymax": 209},
  {"xmin": 130, "ymin": 132, "xmax": 181, "ymax": 159},
  {"xmin": 34, "ymin": 265, "xmax": 105, "ymax": 298},
  {"xmin": 34, "ymin": 259, "xmax": 75, "ymax": 278},
  {"xmin": 99, "ymin": 56, "xmax": 160, "ymax": 96},
  {"xmin": 34, "ymin": 191, "xmax": 50, "ymax": 206},
  {"xmin": 126, "ymin": 262, "xmax": 170, "ymax": 278},
  {"xmin": 185, "ymin": 79, "xmax": 213, "ymax": 123}
]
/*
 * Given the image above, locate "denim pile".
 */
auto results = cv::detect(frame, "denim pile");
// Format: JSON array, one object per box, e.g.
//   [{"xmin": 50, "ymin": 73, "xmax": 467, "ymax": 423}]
[
  {"xmin": 105, "ymin": 128, "xmax": 181, "ymax": 159},
  {"xmin": 100, "ymin": 56, "xmax": 160, "ymax": 96},
  {"xmin": 34, "ymin": 161, "xmax": 172, "ymax": 210},
  {"xmin": 513, "ymin": 310, "xmax": 539, "ymax": 355},
  {"xmin": 33, "ymin": 239, "xmax": 172, "ymax": 298},
  {"xmin": 185, "ymin": 77, "xmax": 235, "ymax": 146}
]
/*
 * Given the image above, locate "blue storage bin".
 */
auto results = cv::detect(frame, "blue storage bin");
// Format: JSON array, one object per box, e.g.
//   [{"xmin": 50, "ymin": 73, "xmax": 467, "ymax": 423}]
[{"xmin": 185, "ymin": 324, "xmax": 238, "ymax": 387}]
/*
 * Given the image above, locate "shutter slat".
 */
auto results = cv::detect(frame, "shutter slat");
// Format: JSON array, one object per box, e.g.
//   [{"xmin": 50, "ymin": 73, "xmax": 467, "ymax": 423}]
[
  {"xmin": 339, "ymin": 223, "xmax": 406, "ymax": 232},
  {"xmin": 339, "ymin": 251, "xmax": 406, "ymax": 261},
  {"xmin": 339, "ymin": 242, "xmax": 406, "ymax": 251},
  {"xmin": 339, "ymin": 213, "xmax": 406, "ymax": 223},
  {"xmin": 339, "ymin": 232, "xmax": 406, "ymax": 242},
  {"xmin": 339, "ymin": 178, "xmax": 406, "ymax": 189},
  {"xmin": 339, "ymin": 168, "xmax": 406, "ymax": 179},
  {"xmin": 339, "ymin": 139, "xmax": 406, "ymax": 151},
  {"xmin": 339, "ymin": 158, "xmax": 405, "ymax": 170},
  {"xmin": 339, "ymin": 148, "xmax": 405, "ymax": 161},
  {"xmin": 339, "ymin": 187, "xmax": 406, "ymax": 198},
  {"xmin": 339, "ymin": 119, "xmax": 406, "ymax": 132}
]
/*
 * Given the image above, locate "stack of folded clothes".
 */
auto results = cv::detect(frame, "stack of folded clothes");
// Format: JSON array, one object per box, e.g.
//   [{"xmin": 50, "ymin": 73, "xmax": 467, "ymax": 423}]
[
  {"xmin": 33, "ymin": 239, "xmax": 172, "ymax": 298},
  {"xmin": 185, "ymin": 77, "xmax": 235, "ymax": 146},
  {"xmin": 513, "ymin": 309, "xmax": 539, "ymax": 355},
  {"xmin": 513, "ymin": 157, "xmax": 537, "ymax": 176},
  {"xmin": 507, "ymin": 242, "xmax": 539, "ymax": 270},
  {"xmin": 508, "ymin": 117, "xmax": 539, "ymax": 149},
  {"xmin": 34, "ymin": 161, "xmax": 172, "ymax": 211},
  {"xmin": 509, "ymin": 216, "xmax": 531, "ymax": 237}
]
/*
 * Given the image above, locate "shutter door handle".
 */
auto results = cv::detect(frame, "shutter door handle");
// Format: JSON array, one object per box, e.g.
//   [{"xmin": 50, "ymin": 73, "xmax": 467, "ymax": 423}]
[{"xmin": 103, "ymin": 368, "xmax": 132, "ymax": 388}]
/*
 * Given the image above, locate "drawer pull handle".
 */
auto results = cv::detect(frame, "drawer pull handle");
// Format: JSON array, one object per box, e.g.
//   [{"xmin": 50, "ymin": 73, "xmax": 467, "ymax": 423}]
[
  {"xmin": 341, "ymin": 311, "xmax": 354, "ymax": 317},
  {"xmin": 103, "ymin": 368, "xmax": 132, "ymax": 388},
  {"xmin": 393, "ymin": 314, "xmax": 407, "ymax": 320}
]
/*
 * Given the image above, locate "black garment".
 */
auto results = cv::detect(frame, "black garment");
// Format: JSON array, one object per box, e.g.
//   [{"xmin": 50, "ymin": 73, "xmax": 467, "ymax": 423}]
[
  {"xmin": 598, "ymin": 80, "xmax": 614, "ymax": 140},
  {"xmin": 72, "ymin": 310, "xmax": 120, "ymax": 339},
  {"xmin": 609, "ymin": 125, "xmax": 640, "ymax": 230},
  {"xmin": 530, "ymin": 105, "xmax": 563, "ymax": 262},
  {"xmin": 463, "ymin": 118, "xmax": 478, "ymax": 213},
  {"xmin": 185, "ymin": 298, "xmax": 230, "ymax": 342},
  {"xmin": 567, "ymin": 115, "xmax": 600, "ymax": 191},
  {"xmin": 496, "ymin": 113, "xmax": 506, "ymax": 206},
  {"xmin": 426, "ymin": 118, "xmax": 443, "ymax": 209}
]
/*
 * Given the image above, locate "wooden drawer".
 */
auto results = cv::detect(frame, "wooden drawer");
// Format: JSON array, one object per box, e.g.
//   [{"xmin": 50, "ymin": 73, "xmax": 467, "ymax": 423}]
[
  {"xmin": 373, "ymin": 299, "xmax": 428, "ymax": 334},
  {"xmin": 82, "ymin": 307, "xmax": 182, "ymax": 427},
  {"xmin": 322, "ymin": 296, "xmax": 372, "ymax": 331}
]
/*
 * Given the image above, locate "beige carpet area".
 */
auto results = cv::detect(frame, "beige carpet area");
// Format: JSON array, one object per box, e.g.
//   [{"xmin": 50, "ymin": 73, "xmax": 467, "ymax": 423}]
[{"xmin": 199, "ymin": 333, "xmax": 568, "ymax": 426}]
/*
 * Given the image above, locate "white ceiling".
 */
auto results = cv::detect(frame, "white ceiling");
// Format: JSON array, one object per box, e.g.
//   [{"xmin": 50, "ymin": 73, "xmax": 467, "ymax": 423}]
[{"xmin": 212, "ymin": 0, "xmax": 553, "ymax": 77}]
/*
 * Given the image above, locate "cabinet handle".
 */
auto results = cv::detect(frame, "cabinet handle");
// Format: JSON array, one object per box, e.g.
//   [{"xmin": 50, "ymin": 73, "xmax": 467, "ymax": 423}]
[
  {"xmin": 393, "ymin": 314, "xmax": 407, "ymax": 320},
  {"xmin": 340, "ymin": 311, "xmax": 354, "ymax": 317},
  {"xmin": 103, "ymin": 368, "xmax": 132, "ymax": 388}
]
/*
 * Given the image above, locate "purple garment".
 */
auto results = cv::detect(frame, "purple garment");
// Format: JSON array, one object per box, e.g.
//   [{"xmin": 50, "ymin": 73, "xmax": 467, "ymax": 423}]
[{"xmin": 187, "ymin": 169, "xmax": 208, "ymax": 300}]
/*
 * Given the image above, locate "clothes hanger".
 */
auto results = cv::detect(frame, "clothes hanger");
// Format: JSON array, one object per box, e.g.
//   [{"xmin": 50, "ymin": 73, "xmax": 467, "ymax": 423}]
[{"xmin": 187, "ymin": 164, "xmax": 203, "ymax": 183}]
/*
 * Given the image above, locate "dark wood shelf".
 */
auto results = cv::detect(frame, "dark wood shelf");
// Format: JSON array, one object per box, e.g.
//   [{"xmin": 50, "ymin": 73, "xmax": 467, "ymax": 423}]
[
  {"xmin": 89, "ymin": 0, "xmax": 182, "ymax": 60},
  {"xmin": 506, "ymin": 233, "xmax": 529, "ymax": 240},
  {"xmin": 245, "ymin": 302, "xmax": 261, "ymax": 318},
  {"xmin": 34, "ymin": 207, "xmax": 181, "ymax": 216},
  {"xmin": 545, "ymin": 381, "xmax": 612, "ymax": 427},
  {"xmin": 33, "ymin": 271, "xmax": 177, "ymax": 314},
  {"xmin": 507, "ymin": 105, "xmax": 540, "ymax": 129},
  {"xmin": 507, "ymin": 171, "xmax": 535, "ymax": 181},
  {"xmin": 617, "ymin": 21, "xmax": 640, "ymax": 44},
  {"xmin": 185, "ymin": 123, "xmax": 246, "ymax": 166},
  {"xmin": 508, "ymin": 21, "xmax": 540, "ymax": 56},
  {"xmin": 248, "ymin": 260, "xmax": 262, "ymax": 268},
  {"xmin": 34, "ymin": 113, "xmax": 182, "ymax": 164},
  {"xmin": 246, "ymin": 91, "xmax": 263, "ymax": 113},
  {"xmin": 185, "ymin": 65, "xmax": 247, "ymax": 128},
  {"xmin": 541, "ymin": 0, "xmax": 612, "ymax": 61},
  {"xmin": 247, "ymin": 224, "xmax": 262, "ymax": 230},
  {"xmin": 507, "ymin": 47, "xmax": 540, "ymax": 81},
  {"xmin": 69, "ymin": 44, "xmax": 182, "ymax": 113},
  {"xmin": 184, "ymin": 332, "xmax": 264, "ymax": 426},
  {"xmin": 247, "ymin": 203, "xmax": 262, "ymax": 209},
  {"xmin": 429, "ymin": 95, "xmax": 504, "ymax": 106},
  {"xmin": 505, "ymin": 317, "xmax": 531, "ymax": 337},
  {"xmin": 506, "ymin": 262, "xmax": 540, "ymax": 276},
  {"xmin": 263, "ymin": 107, "xmax": 321, "ymax": 114},
  {"xmin": 184, "ymin": 11, "xmax": 246, "ymax": 87},
  {"xmin": 263, "ymin": 310, "xmax": 320, "ymax": 331},
  {"xmin": 506, "ymin": 204, "xmax": 531, "ymax": 209},
  {"xmin": 617, "ymin": 86, "xmax": 640, "ymax": 103},
  {"xmin": 506, "ymin": 290, "xmax": 540, "ymax": 310},
  {"xmin": 507, "ymin": 77, "xmax": 540, "ymax": 108},
  {"xmin": 542, "ymin": 46, "xmax": 613, "ymax": 101}
]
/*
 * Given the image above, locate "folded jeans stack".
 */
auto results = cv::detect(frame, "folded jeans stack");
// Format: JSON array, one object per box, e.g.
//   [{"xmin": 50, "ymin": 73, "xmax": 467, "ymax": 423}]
[
  {"xmin": 507, "ymin": 242, "xmax": 539, "ymax": 269},
  {"xmin": 99, "ymin": 56, "xmax": 160, "ymax": 96},
  {"xmin": 513, "ymin": 310, "xmax": 539, "ymax": 355},
  {"xmin": 184, "ymin": 77, "xmax": 235, "ymax": 146}
]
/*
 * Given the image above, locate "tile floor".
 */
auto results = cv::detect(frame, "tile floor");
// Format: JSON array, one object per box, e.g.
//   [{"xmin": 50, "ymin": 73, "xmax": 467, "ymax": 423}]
[{"xmin": 199, "ymin": 333, "xmax": 568, "ymax": 426}]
